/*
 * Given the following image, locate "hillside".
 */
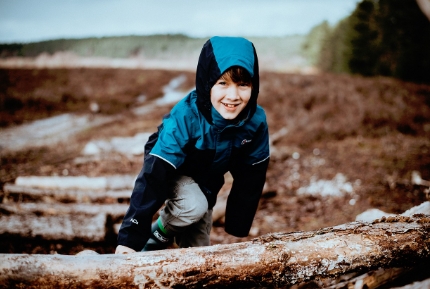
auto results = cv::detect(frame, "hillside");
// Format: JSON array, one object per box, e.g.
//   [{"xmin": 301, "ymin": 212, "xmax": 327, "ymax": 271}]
[{"xmin": 0, "ymin": 35, "xmax": 311, "ymax": 73}]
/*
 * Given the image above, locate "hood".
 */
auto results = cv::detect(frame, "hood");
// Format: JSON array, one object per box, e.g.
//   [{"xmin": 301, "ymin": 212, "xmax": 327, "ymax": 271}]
[{"xmin": 195, "ymin": 36, "xmax": 260, "ymax": 124}]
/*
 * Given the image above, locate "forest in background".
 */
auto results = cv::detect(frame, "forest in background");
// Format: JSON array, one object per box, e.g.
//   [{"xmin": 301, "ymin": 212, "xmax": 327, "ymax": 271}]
[
  {"xmin": 311, "ymin": 0, "xmax": 430, "ymax": 84},
  {"xmin": 2, "ymin": 0, "xmax": 430, "ymax": 85}
]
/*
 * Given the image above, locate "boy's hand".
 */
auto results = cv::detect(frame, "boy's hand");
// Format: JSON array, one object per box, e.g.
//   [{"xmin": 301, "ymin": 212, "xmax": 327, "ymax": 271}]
[{"xmin": 115, "ymin": 245, "xmax": 136, "ymax": 254}]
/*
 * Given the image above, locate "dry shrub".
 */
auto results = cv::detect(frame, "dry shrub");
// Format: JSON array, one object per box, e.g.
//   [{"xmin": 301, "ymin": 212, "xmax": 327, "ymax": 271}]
[
  {"xmin": 0, "ymin": 68, "xmax": 194, "ymax": 127},
  {"xmin": 259, "ymin": 72, "xmax": 430, "ymax": 147}
]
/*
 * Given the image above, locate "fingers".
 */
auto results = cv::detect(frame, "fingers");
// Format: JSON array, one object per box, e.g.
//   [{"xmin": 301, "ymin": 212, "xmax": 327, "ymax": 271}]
[{"xmin": 115, "ymin": 245, "xmax": 136, "ymax": 254}]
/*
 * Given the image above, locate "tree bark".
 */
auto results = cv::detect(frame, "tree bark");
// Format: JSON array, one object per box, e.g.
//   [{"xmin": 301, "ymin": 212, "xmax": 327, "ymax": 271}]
[
  {"xmin": 0, "ymin": 203, "xmax": 128, "ymax": 241},
  {"xmin": 0, "ymin": 202, "xmax": 128, "ymax": 217},
  {"xmin": 13, "ymin": 175, "xmax": 135, "ymax": 190},
  {"xmin": 326, "ymin": 267, "xmax": 410, "ymax": 289},
  {"xmin": 0, "ymin": 213, "xmax": 107, "ymax": 241},
  {"xmin": 3, "ymin": 183, "xmax": 131, "ymax": 203},
  {"xmin": 1, "ymin": 214, "xmax": 429, "ymax": 289}
]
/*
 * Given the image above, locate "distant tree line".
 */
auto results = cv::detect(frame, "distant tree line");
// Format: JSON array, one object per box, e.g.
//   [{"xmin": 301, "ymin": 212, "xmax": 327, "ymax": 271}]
[
  {"xmin": 0, "ymin": 34, "xmax": 202, "ymax": 59},
  {"xmin": 3, "ymin": 0, "xmax": 430, "ymax": 84},
  {"xmin": 318, "ymin": 0, "xmax": 430, "ymax": 84}
]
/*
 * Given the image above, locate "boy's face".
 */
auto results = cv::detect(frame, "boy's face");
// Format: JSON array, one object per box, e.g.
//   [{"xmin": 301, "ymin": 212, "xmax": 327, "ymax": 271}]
[{"xmin": 210, "ymin": 74, "xmax": 252, "ymax": 120}]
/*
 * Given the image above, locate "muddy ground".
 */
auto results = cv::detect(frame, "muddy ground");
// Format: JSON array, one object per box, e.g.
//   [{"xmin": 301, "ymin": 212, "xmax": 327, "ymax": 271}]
[{"xmin": 1, "ymin": 67, "xmax": 429, "ymax": 278}]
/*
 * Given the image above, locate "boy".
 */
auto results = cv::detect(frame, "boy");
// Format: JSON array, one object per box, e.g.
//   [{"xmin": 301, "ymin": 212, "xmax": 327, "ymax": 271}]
[{"xmin": 116, "ymin": 36, "xmax": 270, "ymax": 254}]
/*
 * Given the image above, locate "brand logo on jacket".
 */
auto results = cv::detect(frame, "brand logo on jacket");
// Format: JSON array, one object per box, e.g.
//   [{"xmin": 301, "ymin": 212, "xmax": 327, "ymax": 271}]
[
  {"xmin": 241, "ymin": 139, "xmax": 252, "ymax": 145},
  {"xmin": 131, "ymin": 218, "xmax": 139, "ymax": 225}
]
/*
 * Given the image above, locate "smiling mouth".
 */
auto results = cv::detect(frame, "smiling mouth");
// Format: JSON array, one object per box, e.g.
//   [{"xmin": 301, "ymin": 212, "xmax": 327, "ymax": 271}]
[{"xmin": 222, "ymin": 102, "xmax": 240, "ymax": 108}]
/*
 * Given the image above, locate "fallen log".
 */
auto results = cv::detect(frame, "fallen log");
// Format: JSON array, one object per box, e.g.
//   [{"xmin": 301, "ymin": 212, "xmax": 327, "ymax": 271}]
[
  {"xmin": 3, "ymin": 183, "xmax": 131, "ymax": 203},
  {"xmin": 0, "ymin": 203, "xmax": 128, "ymax": 241},
  {"xmin": 0, "ymin": 214, "xmax": 429, "ymax": 289},
  {"xmin": 0, "ymin": 202, "xmax": 129, "ymax": 218},
  {"xmin": 0, "ymin": 213, "xmax": 107, "ymax": 241},
  {"xmin": 211, "ymin": 184, "xmax": 230, "ymax": 222},
  {"xmin": 212, "ymin": 172, "xmax": 273, "ymax": 224},
  {"xmin": 356, "ymin": 201, "xmax": 430, "ymax": 222},
  {"xmin": 212, "ymin": 181, "xmax": 271, "ymax": 224},
  {"xmin": 325, "ymin": 267, "xmax": 410, "ymax": 289},
  {"xmin": 13, "ymin": 175, "xmax": 135, "ymax": 190}
]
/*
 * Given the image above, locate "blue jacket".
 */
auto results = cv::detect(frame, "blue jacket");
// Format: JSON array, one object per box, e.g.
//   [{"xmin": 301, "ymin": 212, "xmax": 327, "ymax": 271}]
[{"xmin": 118, "ymin": 37, "xmax": 270, "ymax": 251}]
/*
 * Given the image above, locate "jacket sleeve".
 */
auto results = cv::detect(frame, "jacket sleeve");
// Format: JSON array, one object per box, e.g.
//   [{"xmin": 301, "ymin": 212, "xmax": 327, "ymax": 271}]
[
  {"xmin": 117, "ymin": 153, "xmax": 175, "ymax": 251},
  {"xmin": 225, "ymin": 158, "xmax": 269, "ymax": 237},
  {"xmin": 225, "ymin": 121, "xmax": 270, "ymax": 237}
]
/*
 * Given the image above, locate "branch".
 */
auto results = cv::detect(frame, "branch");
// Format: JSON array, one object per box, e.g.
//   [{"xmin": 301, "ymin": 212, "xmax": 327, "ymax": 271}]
[{"xmin": 1, "ymin": 214, "xmax": 429, "ymax": 288}]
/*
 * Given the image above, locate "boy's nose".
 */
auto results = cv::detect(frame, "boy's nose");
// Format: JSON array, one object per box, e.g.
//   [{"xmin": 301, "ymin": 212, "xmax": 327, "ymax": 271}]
[{"xmin": 226, "ymin": 85, "xmax": 239, "ymax": 99}]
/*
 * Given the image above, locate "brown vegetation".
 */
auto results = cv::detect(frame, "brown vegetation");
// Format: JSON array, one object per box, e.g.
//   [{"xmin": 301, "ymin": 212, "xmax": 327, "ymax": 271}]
[
  {"xmin": 1, "ymin": 68, "xmax": 429, "ymax": 273},
  {"xmin": 0, "ymin": 68, "xmax": 194, "ymax": 127}
]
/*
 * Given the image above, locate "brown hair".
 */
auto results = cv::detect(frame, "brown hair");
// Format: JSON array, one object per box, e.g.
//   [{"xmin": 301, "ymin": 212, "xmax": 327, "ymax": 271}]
[{"xmin": 221, "ymin": 66, "xmax": 252, "ymax": 87}]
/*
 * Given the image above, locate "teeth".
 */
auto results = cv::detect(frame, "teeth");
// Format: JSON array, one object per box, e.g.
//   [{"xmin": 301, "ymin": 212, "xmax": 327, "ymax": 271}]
[{"xmin": 223, "ymin": 103, "xmax": 237, "ymax": 108}]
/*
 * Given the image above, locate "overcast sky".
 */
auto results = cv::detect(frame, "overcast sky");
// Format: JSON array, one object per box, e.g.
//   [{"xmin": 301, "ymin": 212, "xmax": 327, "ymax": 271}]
[{"xmin": 0, "ymin": 0, "xmax": 361, "ymax": 43}]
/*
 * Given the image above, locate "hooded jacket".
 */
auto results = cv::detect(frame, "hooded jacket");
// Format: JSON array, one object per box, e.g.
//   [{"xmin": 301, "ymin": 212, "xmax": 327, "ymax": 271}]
[{"xmin": 117, "ymin": 36, "xmax": 270, "ymax": 251}]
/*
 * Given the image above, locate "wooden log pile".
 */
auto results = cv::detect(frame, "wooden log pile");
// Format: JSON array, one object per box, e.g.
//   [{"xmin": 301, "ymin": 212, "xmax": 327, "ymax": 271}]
[
  {"xmin": 1, "ymin": 176, "xmax": 133, "ymax": 242},
  {"xmin": 0, "ymin": 173, "xmax": 239, "ymax": 244},
  {"xmin": 3, "ymin": 183, "xmax": 131, "ymax": 203},
  {"xmin": 1, "ymin": 173, "xmax": 429, "ymax": 288},
  {"xmin": 0, "ymin": 214, "xmax": 429, "ymax": 288},
  {"xmin": 0, "ymin": 203, "xmax": 129, "ymax": 241}
]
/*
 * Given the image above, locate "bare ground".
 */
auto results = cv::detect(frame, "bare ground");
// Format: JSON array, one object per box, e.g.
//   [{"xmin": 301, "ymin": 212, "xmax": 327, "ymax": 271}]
[{"xmin": 1, "ymin": 67, "xmax": 429, "ymax": 264}]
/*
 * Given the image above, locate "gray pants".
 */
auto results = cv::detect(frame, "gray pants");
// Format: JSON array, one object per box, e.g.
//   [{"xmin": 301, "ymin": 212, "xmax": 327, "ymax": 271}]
[{"xmin": 159, "ymin": 176, "xmax": 212, "ymax": 248}]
